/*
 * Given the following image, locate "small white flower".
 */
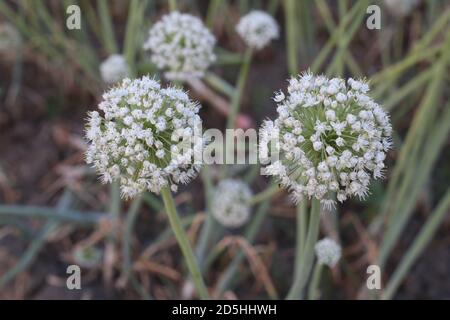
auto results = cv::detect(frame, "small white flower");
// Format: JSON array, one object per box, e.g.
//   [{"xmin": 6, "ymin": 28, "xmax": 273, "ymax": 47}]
[
  {"xmin": 212, "ymin": 179, "xmax": 253, "ymax": 228},
  {"xmin": 315, "ymin": 238, "xmax": 341, "ymax": 267},
  {"xmin": 143, "ymin": 12, "xmax": 216, "ymax": 81},
  {"xmin": 99, "ymin": 54, "xmax": 130, "ymax": 84},
  {"xmin": 273, "ymin": 90, "xmax": 285, "ymax": 103},
  {"xmin": 259, "ymin": 72, "xmax": 392, "ymax": 205},
  {"xmin": 85, "ymin": 76, "xmax": 204, "ymax": 199},
  {"xmin": 236, "ymin": 10, "xmax": 279, "ymax": 50}
]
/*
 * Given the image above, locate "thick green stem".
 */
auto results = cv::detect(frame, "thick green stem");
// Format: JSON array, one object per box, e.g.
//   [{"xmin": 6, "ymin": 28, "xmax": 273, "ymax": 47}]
[
  {"xmin": 160, "ymin": 187, "xmax": 209, "ymax": 299},
  {"xmin": 286, "ymin": 199, "xmax": 321, "ymax": 299},
  {"xmin": 307, "ymin": 262, "xmax": 323, "ymax": 300},
  {"xmin": 98, "ymin": 0, "xmax": 118, "ymax": 53},
  {"xmin": 297, "ymin": 201, "xmax": 308, "ymax": 264},
  {"xmin": 284, "ymin": 0, "xmax": 298, "ymax": 75}
]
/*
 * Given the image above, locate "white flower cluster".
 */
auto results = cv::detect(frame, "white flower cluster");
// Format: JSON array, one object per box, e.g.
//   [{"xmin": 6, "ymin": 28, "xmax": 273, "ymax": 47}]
[
  {"xmin": 85, "ymin": 76, "xmax": 204, "ymax": 199},
  {"xmin": 0, "ymin": 23, "xmax": 21, "ymax": 51},
  {"xmin": 259, "ymin": 72, "xmax": 392, "ymax": 208},
  {"xmin": 99, "ymin": 54, "xmax": 130, "ymax": 84},
  {"xmin": 384, "ymin": 0, "xmax": 419, "ymax": 17},
  {"xmin": 236, "ymin": 10, "xmax": 279, "ymax": 50},
  {"xmin": 212, "ymin": 179, "xmax": 253, "ymax": 228},
  {"xmin": 143, "ymin": 12, "xmax": 216, "ymax": 81},
  {"xmin": 315, "ymin": 238, "xmax": 342, "ymax": 267}
]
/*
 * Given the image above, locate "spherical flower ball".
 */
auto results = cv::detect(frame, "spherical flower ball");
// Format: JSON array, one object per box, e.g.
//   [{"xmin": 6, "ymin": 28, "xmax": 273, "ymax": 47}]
[
  {"xmin": 384, "ymin": 0, "xmax": 419, "ymax": 17},
  {"xmin": 0, "ymin": 23, "xmax": 21, "ymax": 51},
  {"xmin": 236, "ymin": 10, "xmax": 279, "ymax": 50},
  {"xmin": 212, "ymin": 179, "xmax": 253, "ymax": 228},
  {"xmin": 315, "ymin": 238, "xmax": 341, "ymax": 267},
  {"xmin": 143, "ymin": 11, "xmax": 216, "ymax": 81},
  {"xmin": 100, "ymin": 54, "xmax": 130, "ymax": 84},
  {"xmin": 259, "ymin": 72, "xmax": 392, "ymax": 208},
  {"xmin": 85, "ymin": 76, "xmax": 204, "ymax": 199}
]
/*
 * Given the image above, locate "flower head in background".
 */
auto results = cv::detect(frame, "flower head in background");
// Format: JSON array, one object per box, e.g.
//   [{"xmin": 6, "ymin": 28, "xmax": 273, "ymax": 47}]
[
  {"xmin": 315, "ymin": 238, "xmax": 341, "ymax": 267},
  {"xmin": 236, "ymin": 10, "xmax": 279, "ymax": 50},
  {"xmin": 384, "ymin": 0, "xmax": 419, "ymax": 17},
  {"xmin": 85, "ymin": 76, "xmax": 204, "ymax": 199},
  {"xmin": 259, "ymin": 72, "xmax": 392, "ymax": 208},
  {"xmin": 143, "ymin": 11, "xmax": 216, "ymax": 81},
  {"xmin": 100, "ymin": 54, "xmax": 130, "ymax": 84},
  {"xmin": 0, "ymin": 23, "xmax": 21, "ymax": 51},
  {"xmin": 212, "ymin": 179, "xmax": 253, "ymax": 228}
]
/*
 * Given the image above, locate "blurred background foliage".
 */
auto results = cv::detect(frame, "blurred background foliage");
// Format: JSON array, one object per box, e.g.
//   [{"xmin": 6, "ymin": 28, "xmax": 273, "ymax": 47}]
[{"xmin": 0, "ymin": 0, "xmax": 449, "ymax": 299}]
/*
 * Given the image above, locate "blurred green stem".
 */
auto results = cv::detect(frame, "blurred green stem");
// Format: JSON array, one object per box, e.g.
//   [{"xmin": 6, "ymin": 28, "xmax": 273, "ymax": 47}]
[
  {"xmin": 226, "ymin": 48, "xmax": 253, "ymax": 129},
  {"xmin": 195, "ymin": 165, "xmax": 219, "ymax": 271},
  {"xmin": 0, "ymin": 205, "xmax": 105, "ymax": 225},
  {"xmin": 98, "ymin": 0, "xmax": 118, "ymax": 53},
  {"xmin": 169, "ymin": 0, "xmax": 177, "ymax": 11},
  {"xmin": 204, "ymin": 72, "xmax": 236, "ymax": 98},
  {"xmin": 206, "ymin": 0, "xmax": 222, "ymax": 29},
  {"xmin": 160, "ymin": 187, "xmax": 209, "ymax": 299},
  {"xmin": 250, "ymin": 184, "xmax": 281, "ymax": 205},
  {"xmin": 284, "ymin": 0, "xmax": 298, "ymax": 75},
  {"xmin": 124, "ymin": 0, "xmax": 147, "ymax": 76},
  {"xmin": 286, "ymin": 199, "xmax": 321, "ymax": 299},
  {"xmin": 121, "ymin": 195, "xmax": 142, "ymax": 284},
  {"xmin": 307, "ymin": 262, "xmax": 323, "ymax": 300},
  {"xmin": 382, "ymin": 188, "xmax": 450, "ymax": 300}
]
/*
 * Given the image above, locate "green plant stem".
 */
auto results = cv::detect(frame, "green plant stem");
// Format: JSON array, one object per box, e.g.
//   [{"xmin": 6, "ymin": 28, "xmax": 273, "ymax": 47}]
[
  {"xmin": 315, "ymin": 0, "xmax": 362, "ymax": 76},
  {"xmin": 109, "ymin": 181, "xmax": 121, "ymax": 220},
  {"xmin": 326, "ymin": 0, "xmax": 369, "ymax": 76},
  {"xmin": 160, "ymin": 187, "xmax": 209, "ymax": 299},
  {"xmin": 226, "ymin": 48, "xmax": 253, "ymax": 129},
  {"xmin": 250, "ymin": 184, "xmax": 281, "ymax": 205},
  {"xmin": 124, "ymin": 0, "xmax": 148, "ymax": 76},
  {"xmin": 307, "ymin": 262, "xmax": 323, "ymax": 300},
  {"xmin": 311, "ymin": 0, "xmax": 367, "ymax": 73},
  {"xmin": 286, "ymin": 199, "xmax": 321, "ymax": 299},
  {"xmin": 0, "ymin": 205, "xmax": 105, "ymax": 225},
  {"xmin": 297, "ymin": 200, "xmax": 308, "ymax": 264},
  {"xmin": 378, "ymin": 100, "xmax": 450, "ymax": 268},
  {"xmin": 382, "ymin": 188, "xmax": 450, "ymax": 300},
  {"xmin": 168, "ymin": 0, "xmax": 177, "ymax": 11},
  {"xmin": 284, "ymin": 0, "xmax": 298, "ymax": 74},
  {"xmin": 206, "ymin": 0, "xmax": 222, "ymax": 29},
  {"xmin": 204, "ymin": 72, "xmax": 236, "ymax": 98},
  {"xmin": 98, "ymin": 0, "xmax": 118, "ymax": 53},
  {"xmin": 121, "ymin": 196, "xmax": 142, "ymax": 284},
  {"xmin": 142, "ymin": 192, "xmax": 164, "ymax": 212},
  {"xmin": 195, "ymin": 166, "xmax": 219, "ymax": 271}
]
